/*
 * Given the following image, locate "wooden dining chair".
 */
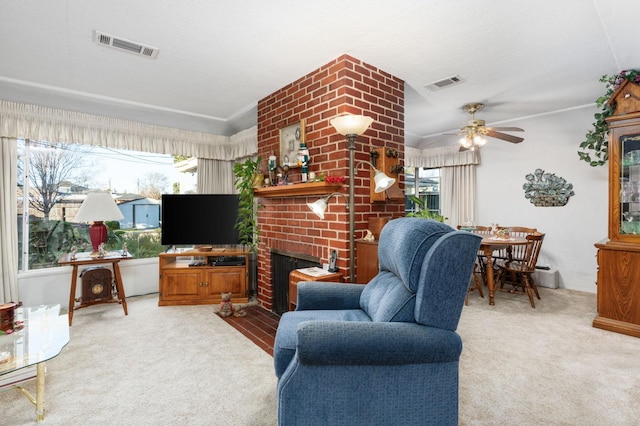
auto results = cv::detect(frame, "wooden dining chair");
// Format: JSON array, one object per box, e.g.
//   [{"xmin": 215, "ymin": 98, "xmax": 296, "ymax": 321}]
[
  {"xmin": 496, "ymin": 233, "xmax": 545, "ymax": 308},
  {"xmin": 458, "ymin": 225, "xmax": 490, "ymax": 304},
  {"xmin": 502, "ymin": 226, "xmax": 538, "ymax": 263},
  {"xmin": 465, "ymin": 263, "xmax": 485, "ymax": 305},
  {"xmin": 460, "ymin": 226, "xmax": 492, "ymax": 286}
]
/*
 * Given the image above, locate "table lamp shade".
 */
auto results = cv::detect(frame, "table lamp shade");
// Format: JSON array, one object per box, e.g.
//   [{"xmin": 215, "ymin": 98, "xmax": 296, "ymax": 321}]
[{"xmin": 74, "ymin": 192, "xmax": 124, "ymax": 253}]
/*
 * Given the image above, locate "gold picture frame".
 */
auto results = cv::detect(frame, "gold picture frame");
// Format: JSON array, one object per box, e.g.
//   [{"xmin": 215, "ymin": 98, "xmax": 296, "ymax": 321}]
[{"xmin": 280, "ymin": 119, "xmax": 305, "ymax": 167}]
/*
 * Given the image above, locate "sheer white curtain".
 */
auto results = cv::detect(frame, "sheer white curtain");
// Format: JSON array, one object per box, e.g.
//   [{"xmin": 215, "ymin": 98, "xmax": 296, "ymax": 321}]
[
  {"xmin": 0, "ymin": 137, "xmax": 19, "ymax": 303},
  {"xmin": 405, "ymin": 146, "xmax": 480, "ymax": 227},
  {"xmin": 441, "ymin": 165, "xmax": 477, "ymax": 227},
  {"xmin": 194, "ymin": 128, "xmax": 260, "ymax": 194},
  {"xmin": 197, "ymin": 159, "xmax": 235, "ymax": 194}
]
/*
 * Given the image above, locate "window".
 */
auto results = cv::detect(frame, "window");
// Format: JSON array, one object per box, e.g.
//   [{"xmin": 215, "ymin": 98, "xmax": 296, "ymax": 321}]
[
  {"xmin": 404, "ymin": 167, "xmax": 441, "ymax": 214},
  {"xmin": 17, "ymin": 139, "xmax": 195, "ymax": 271}
]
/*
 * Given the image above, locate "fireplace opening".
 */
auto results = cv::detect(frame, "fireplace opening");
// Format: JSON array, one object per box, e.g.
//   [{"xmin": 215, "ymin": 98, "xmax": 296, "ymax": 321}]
[{"xmin": 271, "ymin": 249, "xmax": 320, "ymax": 315}]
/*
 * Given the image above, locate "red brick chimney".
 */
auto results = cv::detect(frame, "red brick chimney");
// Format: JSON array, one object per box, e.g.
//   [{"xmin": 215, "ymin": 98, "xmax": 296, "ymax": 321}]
[{"xmin": 255, "ymin": 55, "xmax": 405, "ymax": 311}]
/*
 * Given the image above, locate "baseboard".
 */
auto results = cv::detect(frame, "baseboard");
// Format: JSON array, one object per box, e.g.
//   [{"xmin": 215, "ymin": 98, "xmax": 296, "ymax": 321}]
[{"xmin": 532, "ymin": 269, "xmax": 558, "ymax": 288}]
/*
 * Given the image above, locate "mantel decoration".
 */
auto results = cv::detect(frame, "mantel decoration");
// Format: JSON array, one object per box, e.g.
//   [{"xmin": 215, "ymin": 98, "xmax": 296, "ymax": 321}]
[
  {"xmin": 578, "ymin": 70, "xmax": 640, "ymax": 167},
  {"xmin": 523, "ymin": 169, "xmax": 575, "ymax": 207},
  {"xmin": 280, "ymin": 119, "xmax": 305, "ymax": 167}
]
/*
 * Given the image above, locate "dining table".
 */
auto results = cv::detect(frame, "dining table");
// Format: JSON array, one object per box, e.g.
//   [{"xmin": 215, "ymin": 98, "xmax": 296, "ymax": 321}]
[{"xmin": 478, "ymin": 235, "xmax": 528, "ymax": 305}]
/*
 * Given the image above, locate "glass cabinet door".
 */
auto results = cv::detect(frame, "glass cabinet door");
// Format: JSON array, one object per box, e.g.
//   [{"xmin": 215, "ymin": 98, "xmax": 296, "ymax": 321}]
[{"xmin": 620, "ymin": 134, "xmax": 640, "ymax": 236}]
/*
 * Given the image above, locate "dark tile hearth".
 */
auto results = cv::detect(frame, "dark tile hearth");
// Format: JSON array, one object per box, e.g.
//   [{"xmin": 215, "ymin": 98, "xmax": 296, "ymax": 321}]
[{"xmin": 222, "ymin": 304, "xmax": 280, "ymax": 356}]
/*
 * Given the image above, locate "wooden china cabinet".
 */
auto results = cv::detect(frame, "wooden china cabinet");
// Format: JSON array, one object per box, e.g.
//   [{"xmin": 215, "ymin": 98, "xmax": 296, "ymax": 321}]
[{"xmin": 593, "ymin": 80, "xmax": 640, "ymax": 338}]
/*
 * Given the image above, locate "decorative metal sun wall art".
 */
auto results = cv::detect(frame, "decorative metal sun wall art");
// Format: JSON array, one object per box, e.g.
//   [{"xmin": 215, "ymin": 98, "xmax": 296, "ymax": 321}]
[{"xmin": 523, "ymin": 169, "xmax": 575, "ymax": 207}]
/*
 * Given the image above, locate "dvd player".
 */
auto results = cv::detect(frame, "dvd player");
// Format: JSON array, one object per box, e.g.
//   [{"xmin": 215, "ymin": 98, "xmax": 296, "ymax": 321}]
[{"xmin": 209, "ymin": 256, "xmax": 246, "ymax": 267}]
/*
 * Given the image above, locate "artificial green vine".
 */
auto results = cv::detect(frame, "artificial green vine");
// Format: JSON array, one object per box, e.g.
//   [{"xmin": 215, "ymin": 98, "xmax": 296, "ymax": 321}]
[{"xmin": 578, "ymin": 70, "xmax": 640, "ymax": 167}]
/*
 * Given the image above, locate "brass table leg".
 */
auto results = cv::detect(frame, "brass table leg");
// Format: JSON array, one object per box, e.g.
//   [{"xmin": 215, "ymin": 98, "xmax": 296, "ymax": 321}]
[
  {"xmin": 15, "ymin": 363, "xmax": 46, "ymax": 421},
  {"xmin": 36, "ymin": 362, "xmax": 45, "ymax": 421}
]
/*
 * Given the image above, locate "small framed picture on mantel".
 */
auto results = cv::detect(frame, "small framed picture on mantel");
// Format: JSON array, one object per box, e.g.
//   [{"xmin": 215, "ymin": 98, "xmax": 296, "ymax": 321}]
[{"xmin": 280, "ymin": 119, "xmax": 305, "ymax": 167}]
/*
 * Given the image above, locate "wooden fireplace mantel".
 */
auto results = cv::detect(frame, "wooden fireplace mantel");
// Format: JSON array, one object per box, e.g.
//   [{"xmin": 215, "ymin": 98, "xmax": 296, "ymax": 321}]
[{"xmin": 254, "ymin": 182, "xmax": 343, "ymax": 198}]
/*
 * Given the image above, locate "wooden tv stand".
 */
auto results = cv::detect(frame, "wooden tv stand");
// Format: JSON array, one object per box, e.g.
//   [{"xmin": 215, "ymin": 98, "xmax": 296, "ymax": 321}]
[{"xmin": 158, "ymin": 247, "xmax": 249, "ymax": 306}]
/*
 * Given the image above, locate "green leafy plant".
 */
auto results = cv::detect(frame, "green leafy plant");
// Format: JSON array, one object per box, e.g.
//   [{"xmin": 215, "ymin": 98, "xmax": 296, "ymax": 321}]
[
  {"xmin": 578, "ymin": 70, "xmax": 640, "ymax": 167},
  {"xmin": 406, "ymin": 195, "xmax": 447, "ymax": 223},
  {"xmin": 233, "ymin": 156, "xmax": 262, "ymax": 253}
]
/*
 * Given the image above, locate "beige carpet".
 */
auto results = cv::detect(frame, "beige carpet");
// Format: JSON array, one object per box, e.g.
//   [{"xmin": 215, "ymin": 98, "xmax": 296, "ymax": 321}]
[
  {"xmin": 459, "ymin": 287, "xmax": 640, "ymax": 425},
  {"xmin": 1, "ymin": 289, "xmax": 639, "ymax": 425},
  {"xmin": 0, "ymin": 294, "xmax": 277, "ymax": 425}
]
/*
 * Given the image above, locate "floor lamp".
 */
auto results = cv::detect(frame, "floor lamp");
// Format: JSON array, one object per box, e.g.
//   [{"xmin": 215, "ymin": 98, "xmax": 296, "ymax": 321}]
[{"xmin": 328, "ymin": 115, "xmax": 395, "ymax": 283}]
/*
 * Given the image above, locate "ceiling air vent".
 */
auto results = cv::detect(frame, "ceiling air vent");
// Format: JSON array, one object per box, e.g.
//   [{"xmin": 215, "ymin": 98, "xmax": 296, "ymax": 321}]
[
  {"xmin": 424, "ymin": 75, "xmax": 465, "ymax": 91},
  {"xmin": 93, "ymin": 31, "xmax": 159, "ymax": 59}
]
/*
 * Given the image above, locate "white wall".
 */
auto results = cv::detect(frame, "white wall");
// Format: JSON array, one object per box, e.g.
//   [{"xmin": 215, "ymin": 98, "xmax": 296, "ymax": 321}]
[
  {"xmin": 18, "ymin": 258, "xmax": 159, "ymax": 309},
  {"xmin": 475, "ymin": 106, "xmax": 608, "ymax": 292}
]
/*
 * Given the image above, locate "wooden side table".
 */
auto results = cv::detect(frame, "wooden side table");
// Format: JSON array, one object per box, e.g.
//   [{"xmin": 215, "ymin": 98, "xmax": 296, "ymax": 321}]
[
  {"xmin": 58, "ymin": 252, "xmax": 133, "ymax": 325},
  {"xmin": 355, "ymin": 239, "xmax": 379, "ymax": 284},
  {"xmin": 289, "ymin": 268, "xmax": 344, "ymax": 311}
]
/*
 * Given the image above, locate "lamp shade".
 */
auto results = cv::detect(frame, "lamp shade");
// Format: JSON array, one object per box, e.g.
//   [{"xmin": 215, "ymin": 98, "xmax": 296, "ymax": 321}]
[
  {"xmin": 373, "ymin": 171, "xmax": 396, "ymax": 193},
  {"xmin": 306, "ymin": 198, "xmax": 328, "ymax": 220},
  {"xmin": 74, "ymin": 192, "xmax": 124, "ymax": 223},
  {"xmin": 330, "ymin": 115, "xmax": 374, "ymax": 136}
]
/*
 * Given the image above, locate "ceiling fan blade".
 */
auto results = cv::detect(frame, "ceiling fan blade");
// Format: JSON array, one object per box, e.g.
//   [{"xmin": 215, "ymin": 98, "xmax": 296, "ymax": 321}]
[
  {"xmin": 488, "ymin": 126, "xmax": 524, "ymax": 132},
  {"xmin": 485, "ymin": 129, "xmax": 524, "ymax": 143}
]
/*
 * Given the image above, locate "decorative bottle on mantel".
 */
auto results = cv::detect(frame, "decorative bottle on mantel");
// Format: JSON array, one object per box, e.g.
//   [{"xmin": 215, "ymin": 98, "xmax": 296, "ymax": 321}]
[
  {"xmin": 298, "ymin": 142, "xmax": 310, "ymax": 182},
  {"xmin": 268, "ymin": 151, "xmax": 277, "ymax": 186}
]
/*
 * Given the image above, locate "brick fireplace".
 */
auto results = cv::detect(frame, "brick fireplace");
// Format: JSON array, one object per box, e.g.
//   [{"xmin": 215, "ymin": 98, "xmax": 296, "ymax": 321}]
[{"xmin": 255, "ymin": 55, "xmax": 405, "ymax": 312}]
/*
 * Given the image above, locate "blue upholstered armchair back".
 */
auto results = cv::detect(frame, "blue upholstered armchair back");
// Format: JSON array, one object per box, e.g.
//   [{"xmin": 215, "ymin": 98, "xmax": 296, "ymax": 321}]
[{"xmin": 359, "ymin": 218, "xmax": 454, "ymax": 323}]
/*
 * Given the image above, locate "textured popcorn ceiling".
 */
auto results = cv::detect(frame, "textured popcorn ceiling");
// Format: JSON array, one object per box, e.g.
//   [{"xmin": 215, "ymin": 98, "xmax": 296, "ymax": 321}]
[{"xmin": 0, "ymin": 0, "xmax": 637, "ymax": 149}]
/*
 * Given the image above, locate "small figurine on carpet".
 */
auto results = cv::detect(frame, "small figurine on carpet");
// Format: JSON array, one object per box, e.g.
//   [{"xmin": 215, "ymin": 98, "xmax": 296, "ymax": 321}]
[{"xmin": 217, "ymin": 292, "xmax": 246, "ymax": 318}]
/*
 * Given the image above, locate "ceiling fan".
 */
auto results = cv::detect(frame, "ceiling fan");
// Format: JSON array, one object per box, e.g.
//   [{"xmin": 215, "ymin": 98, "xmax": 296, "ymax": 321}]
[{"xmin": 448, "ymin": 103, "xmax": 524, "ymax": 150}]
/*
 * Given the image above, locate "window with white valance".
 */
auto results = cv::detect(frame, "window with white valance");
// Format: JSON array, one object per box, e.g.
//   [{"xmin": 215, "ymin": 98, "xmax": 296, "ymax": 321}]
[
  {"xmin": 0, "ymin": 100, "xmax": 257, "ymax": 160},
  {"xmin": 405, "ymin": 145, "xmax": 480, "ymax": 227},
  {"xmin": 0, "ymin": 101, "xmax": 258, "ymax": 300}
]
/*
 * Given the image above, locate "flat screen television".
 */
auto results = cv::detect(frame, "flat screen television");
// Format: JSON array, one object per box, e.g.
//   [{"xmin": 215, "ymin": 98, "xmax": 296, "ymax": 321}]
[{"xmin": 161, "ymin": 194, "xmax": 240, "ymax": 247}]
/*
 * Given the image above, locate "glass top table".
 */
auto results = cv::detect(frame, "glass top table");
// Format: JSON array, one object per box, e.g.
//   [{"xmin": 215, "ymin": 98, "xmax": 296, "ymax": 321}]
[{"xmin": 0, "ymin": 305, "xmax": 70, "ymax": 422}]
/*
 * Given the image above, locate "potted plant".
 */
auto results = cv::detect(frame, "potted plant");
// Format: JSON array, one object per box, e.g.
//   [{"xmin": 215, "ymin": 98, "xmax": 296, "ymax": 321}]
[
  {"xmin": 578, "ymin": 70, "xmax": 640, "ymax": 166},
  {"xmin": 406, "ymin": 195, "xmax": 447, "ymax": 223},
  {"xmin": 233, "ymin": 156, "xmax": 262, "ymax": 297}
]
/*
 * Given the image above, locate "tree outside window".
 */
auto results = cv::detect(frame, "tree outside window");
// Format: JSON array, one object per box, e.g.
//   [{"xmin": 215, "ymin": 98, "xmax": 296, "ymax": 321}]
[{"xmin": 17, "ymin": 140, "xmax": 188, "ymax": 270}]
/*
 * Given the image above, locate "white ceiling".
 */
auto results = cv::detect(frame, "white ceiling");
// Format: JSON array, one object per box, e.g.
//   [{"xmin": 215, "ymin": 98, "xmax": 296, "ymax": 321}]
[{"xmin": 1, "ymin": 0, "xmax": 638, "ymax": 150}]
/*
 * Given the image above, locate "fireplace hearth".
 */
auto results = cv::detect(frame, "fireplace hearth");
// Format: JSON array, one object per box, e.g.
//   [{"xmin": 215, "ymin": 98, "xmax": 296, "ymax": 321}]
[{"xmin": 271, "ymin": 249, "xmax": 320, "ymax": 315}]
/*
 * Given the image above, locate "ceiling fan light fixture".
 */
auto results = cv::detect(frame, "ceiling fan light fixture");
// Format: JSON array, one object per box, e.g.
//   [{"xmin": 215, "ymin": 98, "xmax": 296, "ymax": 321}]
[
  {"xmin": 459, "ymin": 134, "xmax": 474, "ymax": 150},
  {"xmin": 473, "ymin": 134, "xmax": 487, "ymax": 146}
]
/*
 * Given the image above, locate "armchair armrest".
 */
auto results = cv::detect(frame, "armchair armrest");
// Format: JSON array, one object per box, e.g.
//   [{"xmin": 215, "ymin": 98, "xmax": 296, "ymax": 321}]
[
  {"xmin": 296, "ymin": 321, "xmax": 462, "ymax": 365},
  {"xmin": 295, "ymin": 282, "xmax": 365, "ymax": 310}
]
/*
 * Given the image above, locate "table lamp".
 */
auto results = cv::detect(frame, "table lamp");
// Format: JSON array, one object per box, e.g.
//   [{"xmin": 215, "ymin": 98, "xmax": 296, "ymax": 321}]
[{"xmin": 73, "ymin": 192, "xmax": 124, "ymax": 254}]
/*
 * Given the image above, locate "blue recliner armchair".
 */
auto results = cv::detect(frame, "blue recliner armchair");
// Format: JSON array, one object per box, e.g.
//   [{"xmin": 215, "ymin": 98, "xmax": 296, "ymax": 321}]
[{"xmin": 273, "ymin": 218, "xmax": 482, "ymax": 426}]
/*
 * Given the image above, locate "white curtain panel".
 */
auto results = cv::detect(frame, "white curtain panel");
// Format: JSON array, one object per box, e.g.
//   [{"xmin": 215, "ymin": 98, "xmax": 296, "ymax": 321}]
[
  {"xmin": 0, "ymin": 137, "xmax": 19, "ymax": 303},
  {"xmin": 441, "ymin": 164, "xmax": 477, "ymax": 228},
  {"xmin": 0, "ymin": 100, "xmax": 257, "ymax": 160},
  {"xmin": 197, "ymin": 158, "xmax": 235, "ymax": 194}
]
